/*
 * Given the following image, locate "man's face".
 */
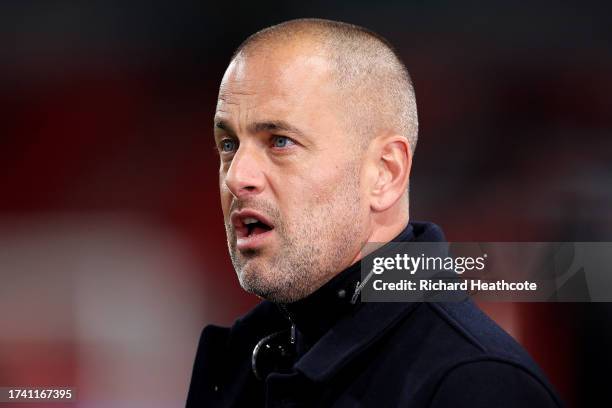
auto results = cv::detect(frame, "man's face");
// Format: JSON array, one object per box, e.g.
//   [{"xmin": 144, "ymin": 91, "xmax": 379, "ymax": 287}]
[{"xmin": 214, "ymin": 44, "xmax": 369, "ymax": 303}]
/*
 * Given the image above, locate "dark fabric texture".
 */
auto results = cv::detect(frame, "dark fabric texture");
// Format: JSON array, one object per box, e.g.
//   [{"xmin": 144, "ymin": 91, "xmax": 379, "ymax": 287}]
[{"xmin": 186, "ymin": 221, "xmax": 562, "ymax": 407}]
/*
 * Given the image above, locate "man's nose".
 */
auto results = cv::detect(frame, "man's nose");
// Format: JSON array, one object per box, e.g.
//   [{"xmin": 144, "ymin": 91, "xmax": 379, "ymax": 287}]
[{"xmin": 224, "ymin": 144, "xmax": 266, "ymax": 199}]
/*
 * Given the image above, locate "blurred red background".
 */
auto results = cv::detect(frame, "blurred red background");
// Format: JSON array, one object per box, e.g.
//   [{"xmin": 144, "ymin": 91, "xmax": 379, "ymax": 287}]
[{"xmin": 2, "ymin": 2, "xmax": 611, "ymax": 407}]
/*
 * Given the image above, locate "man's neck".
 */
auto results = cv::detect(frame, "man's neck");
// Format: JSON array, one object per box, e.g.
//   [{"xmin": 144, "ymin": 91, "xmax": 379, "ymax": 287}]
[{"xmin": 348, "ymin": 216, "xmax": 410, "ymax": 267}]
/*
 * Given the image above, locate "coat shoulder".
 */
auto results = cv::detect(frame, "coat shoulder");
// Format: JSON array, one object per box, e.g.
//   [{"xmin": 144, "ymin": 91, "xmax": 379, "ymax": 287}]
[
  {"xmin": 390, "ymin": 300, "xmax": 563, "ymax": 407},
  {"xmin": 426, "ymin": 301, "xmax": 541, "ymax": 368}
]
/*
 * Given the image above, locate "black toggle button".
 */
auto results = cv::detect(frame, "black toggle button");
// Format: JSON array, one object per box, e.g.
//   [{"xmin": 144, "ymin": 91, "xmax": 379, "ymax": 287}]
[{"xmin": 252, "ymin": 328, "xmax": 297, "ymax": 381}]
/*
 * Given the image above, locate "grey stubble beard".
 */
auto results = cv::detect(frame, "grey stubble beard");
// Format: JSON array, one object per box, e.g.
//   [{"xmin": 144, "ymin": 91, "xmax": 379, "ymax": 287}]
[{"xmin": 225, "ymin": 162, "xmax": 364, "ymax": 303}]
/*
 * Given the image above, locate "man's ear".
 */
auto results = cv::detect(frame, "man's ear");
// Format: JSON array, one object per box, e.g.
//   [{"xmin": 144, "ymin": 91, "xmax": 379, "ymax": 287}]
[{"xmin": 368, "ymin": 134, "xmax": 412, "ymax": 212}]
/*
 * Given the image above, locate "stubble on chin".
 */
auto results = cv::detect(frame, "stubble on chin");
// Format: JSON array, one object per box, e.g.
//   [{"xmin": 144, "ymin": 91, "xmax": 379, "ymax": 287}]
[
  {"xmin": 229, "ymin": 238, "xmax": 314, "ymax": 303},
  {"xmin": 225, "ymin": 160, "xmax": 365, "ymax": 303},
  {"xmin": 228, "ymin": 213, "xmax": 363, "ymax": 304}
]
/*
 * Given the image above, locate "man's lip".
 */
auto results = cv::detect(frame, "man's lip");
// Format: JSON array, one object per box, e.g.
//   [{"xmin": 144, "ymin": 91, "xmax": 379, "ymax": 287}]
[
  {"xmin": 230, "ymin": 209, "xmax": 275, "ymax": 251},
  {"xmin": 230, "ymin": 209, "xmax": 274, "ymax": 230},
  {"xmin": 230, "ymin": 209, "xmax": 275, "ymax": 245},
  {"xmin": 236, "ymin": 229, "xmax": 275, "ymax": 251}
]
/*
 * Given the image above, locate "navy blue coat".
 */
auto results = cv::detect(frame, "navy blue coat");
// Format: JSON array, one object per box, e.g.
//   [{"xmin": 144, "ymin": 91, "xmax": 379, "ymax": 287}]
[{"xmin": 187, "ymin": 222, "xmax": 562, "ymax": 407}]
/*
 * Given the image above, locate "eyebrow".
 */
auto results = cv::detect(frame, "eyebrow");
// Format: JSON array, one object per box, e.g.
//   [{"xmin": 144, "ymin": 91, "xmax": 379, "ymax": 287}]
[
  {"xmin": 214, "ymin": 119, "xmax": 306, "ymax": 139},
  {"xmin": 214, "ymin": 119, "xmax": 234, "ymax": 135},
  {"xmin": 249, "ymin": 120, "xmax": 305, "ymax": 138}
]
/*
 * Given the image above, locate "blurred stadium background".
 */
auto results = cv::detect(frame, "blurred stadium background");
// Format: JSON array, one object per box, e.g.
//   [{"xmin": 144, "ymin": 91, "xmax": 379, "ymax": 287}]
[{"xmin": 2, "ymin": 1, "xmax": 611, "ymax": 407}]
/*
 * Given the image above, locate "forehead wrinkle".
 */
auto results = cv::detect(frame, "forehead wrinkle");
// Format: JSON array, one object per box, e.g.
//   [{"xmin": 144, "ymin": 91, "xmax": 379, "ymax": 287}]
[{"xmin": 218, "ymin": 78, "xmax": 285, "ymax": 115}]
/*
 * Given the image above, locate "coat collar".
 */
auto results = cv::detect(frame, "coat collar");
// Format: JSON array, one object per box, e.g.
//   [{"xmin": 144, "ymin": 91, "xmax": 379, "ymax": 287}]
[
  {"xmin": 281, "ymin": 224, "xmax": 415, "ymax": 350},
  {"xmin": 289, "ymin": 221, "xmax": 445, "ymax": 382},
  {"xmin": 294, "ymin": 300, "xmax": 421, "ymax": 382}
]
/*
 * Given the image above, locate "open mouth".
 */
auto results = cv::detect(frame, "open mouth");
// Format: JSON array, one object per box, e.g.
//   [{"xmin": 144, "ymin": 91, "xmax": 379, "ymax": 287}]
[
  {"xmin": 231, "ymin": 210, "xmax": 275, "ymax": 249},
  {"xmin": 242, "ymin": 217, "xmax": 273, "ymax": 238}
]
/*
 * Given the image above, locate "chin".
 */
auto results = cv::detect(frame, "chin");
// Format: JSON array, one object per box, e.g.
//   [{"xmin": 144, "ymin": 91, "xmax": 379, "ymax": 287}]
[
  {"xmin": 239, "ymin": 269, "xmax": 299, "ymax": 303},
  {"xmin": 238, "ymin": 265, "xmax": 273, "ymax": 293}
]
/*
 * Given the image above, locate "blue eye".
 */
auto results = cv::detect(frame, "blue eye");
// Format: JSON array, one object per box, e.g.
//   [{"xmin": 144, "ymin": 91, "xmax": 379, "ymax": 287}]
[
  {"xmin": 272, "ymin": 136, "xmax": 294, "ymax": 148},
  {"xmin": 220, "ymin": 139, "xmax": 237, "ymax": 153}
]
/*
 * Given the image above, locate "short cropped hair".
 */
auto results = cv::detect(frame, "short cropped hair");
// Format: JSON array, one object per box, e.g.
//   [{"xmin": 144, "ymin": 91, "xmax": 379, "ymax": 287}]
[{"xmin": 232, "ymin": 18, "xmax": 418, "ymax": 154}]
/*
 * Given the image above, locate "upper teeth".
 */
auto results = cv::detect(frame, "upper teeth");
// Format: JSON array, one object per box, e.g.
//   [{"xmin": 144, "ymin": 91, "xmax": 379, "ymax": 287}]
[{"xmin": 244, "ymin": 217, "xmax": 259, "ymax": 225}]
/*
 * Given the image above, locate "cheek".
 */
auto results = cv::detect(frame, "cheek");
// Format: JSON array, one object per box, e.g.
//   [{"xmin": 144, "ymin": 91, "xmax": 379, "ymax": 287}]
[
  {"xmin": 272, "ymin": 177, "xmax": 321, "ymax": 231},
  {"xmin": 288, "ymin": 166, "xmax": 357, "ymax": 211}
]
